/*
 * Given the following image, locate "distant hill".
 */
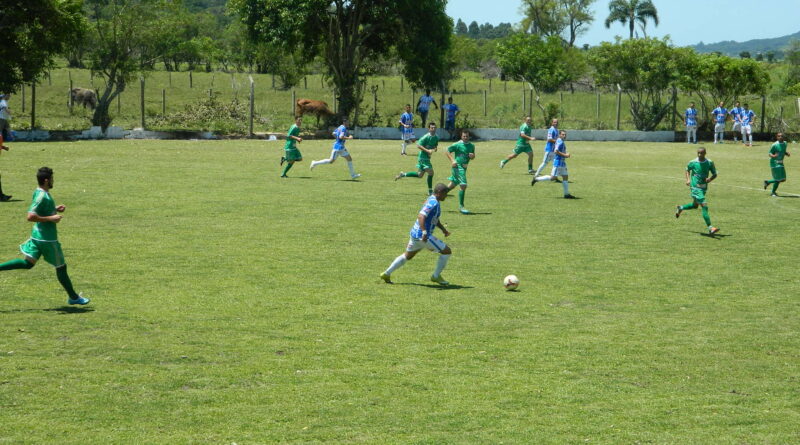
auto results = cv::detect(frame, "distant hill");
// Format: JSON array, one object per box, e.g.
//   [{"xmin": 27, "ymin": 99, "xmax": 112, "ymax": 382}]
[{"xmin": 692, "ymin": 31, "xmax": 800, "ymax": 58}]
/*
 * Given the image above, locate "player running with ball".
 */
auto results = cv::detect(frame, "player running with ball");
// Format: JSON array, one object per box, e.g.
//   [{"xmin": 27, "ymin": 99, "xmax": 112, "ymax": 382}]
[
  {"xmin": 380, "ymin": 183, "xmax": 452, "ymax": 286},
  {"xmin": 675, "ymin": 147, "xmax": 720, "ymax": 235},
  {"xmin": 395, "ymin": 122, "xmax": 439, "ymax": 195}
]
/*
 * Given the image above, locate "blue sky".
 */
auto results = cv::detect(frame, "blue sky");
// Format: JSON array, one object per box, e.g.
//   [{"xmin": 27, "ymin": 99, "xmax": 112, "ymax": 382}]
[{"xmin": 446, "ymin": 0, "xmax": 800, "ymax": 47}]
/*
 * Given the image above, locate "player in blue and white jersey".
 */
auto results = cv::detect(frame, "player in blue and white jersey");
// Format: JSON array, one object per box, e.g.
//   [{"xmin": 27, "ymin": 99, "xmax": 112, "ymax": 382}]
[
  {"xmin": 309, "ymin": 117, "xmax": 361, "ymax": 179},
  {"xmin": 380, "ymin": 183, "xmax": 452, "ymax": 286},
  {"xmin": 685, "ymin": 102, "xmax": 698, "ymax": 144},
  {"xmin": 442, "ymin": 97, "xmax": 460, "ymax": 140},
  {"xmin": 416, "ymin": 89, "xmax": 438, "ymax": 127},
  {"xmin": 711, "ymin": 101, "xmax": 728, "ymax": 144},
  {"xmin": 534, "ymin": 118, "xmax": 559, "ymax": 177},
  {"xmin": 740, "ymin": 103, "xmax": 756, "ymax": 147},
  {"xmin": 532, "ymin": 130, "xmax": 575, "ymax": 198},
  {"xmin": 729, "ymin": 101, "xmax": 742, "ymax": 142},
  {"xmin": 399, "ymin": 104, "xmax": 416, "ymax": 155}
]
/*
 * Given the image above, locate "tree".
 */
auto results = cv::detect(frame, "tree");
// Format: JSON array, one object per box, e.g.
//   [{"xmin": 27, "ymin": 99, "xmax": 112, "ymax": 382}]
[
  {"xmin": 754, "ymin": 52, "xmax": 764, "ymax": 62},
  {"xmin": 84, "ymin": 0, "xmax": 161, "ymax": 129},
  {"xmin": 739, "ymin": 51, "xmax": 751, "ymax": 59},
  {"xmin": 783, "ymin": 39, "xmax": 800, "ymax": 92},
  {"xmin": 589, "ymin": 37, "xmax": 682, "ymax": 131},
  {"xmin": 563, "ymin": 0, "xmax": 595, "ymax": 48},
  {"xmin": 0, "ymin": 0, "xmax": 84, "ymax": 93},
  {"xmin": 604, "ymin": 0, "xmax": 658, "ymax": 39},
  {"xmin": 766, "ymin": 50, "xmax": 776, "ymax": 63},
  {"xmin": 231, "ymin": 0, "xmax": 452, "ymax": 122},
  {"xmin": 455, "ymin": 18, "xmax": 468, "ymax": 36},
  {"xmin": 520, "ymin": 0, "xmax": 566, "ymax": 37},
  {"xmin": 497, "ymin": 33, "xmax": 586, "ymax": 124},
  {"xmin": 468, "ymin": 21, "xmax": 480, "ymax": 39}
]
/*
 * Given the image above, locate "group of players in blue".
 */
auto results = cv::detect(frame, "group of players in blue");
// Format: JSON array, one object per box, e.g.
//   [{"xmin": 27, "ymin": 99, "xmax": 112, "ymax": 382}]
[{"xmin": 684, "ymin": 100, "xmax": 757, "ymax": 146}]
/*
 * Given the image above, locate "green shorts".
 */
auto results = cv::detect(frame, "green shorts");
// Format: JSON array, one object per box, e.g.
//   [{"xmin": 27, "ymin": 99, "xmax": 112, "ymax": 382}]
[
  {"xmin": 448, "ymin": 165, "xmax": 468, "ymax": 186},
  {"xmin": 771, "ymin": 165, "xmax": 786, "ymax": 181},
  {"xmin": 416, "ymin": 160, "xmax": 433, "ymax": 171},
  {"xmin": 284, "ymin": 147, "xmax": 303, "ymax": 162},
  {"xmin": 690, "ymin": 186, "xmax": 707, "ymax": 203},
  {"xmin": 513, "ymin": 144, "xmax": 532, "ymax": 155},
  {"xmin": 20, "ymin": 238, "xmax": 65, "ymax": 268}
]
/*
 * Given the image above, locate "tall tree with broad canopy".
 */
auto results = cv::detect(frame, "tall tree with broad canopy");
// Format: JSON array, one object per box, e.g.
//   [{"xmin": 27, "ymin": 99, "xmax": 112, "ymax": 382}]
[
  {"xmin": 0, "ymin": 0, "xmax": 85, "ymax": 93},
  {"xmin": 497, "ymin": 33, "xmax": 585, "ymax": 125},
  {"xmin": 604, "ymin": 0, "xmax": 658, "ymax": 39},
  {"xmin": 589, "ymin": 37, "xmax": 682, "ymax": 131},
  {"xmin": 232, "ymin": 0, "xmax": 452, "ymax": 122},
  {"xmin": 519, "ymin": 0, "xmax": 594, "ymax": 48}
]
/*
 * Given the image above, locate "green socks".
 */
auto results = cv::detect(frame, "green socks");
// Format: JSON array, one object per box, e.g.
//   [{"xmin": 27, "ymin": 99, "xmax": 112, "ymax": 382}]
[
  {"xmin": 56, "ymin": 265, "xmax": 79, "ymax": 299},
  {"xmin": 404, "ymin": 172, "xmax": 420, "ymax": 178},
  {"xmin": 680, "ymin": 203, "xmax": 697, "ymax": 211},
  {"xmin": 500, "ymin": 159, "xmax": 508, "ymax": 166},
  {"xmin": 772, "ymin": 182, "xmax": 780, "ymax": 194},
  {"xmin": 458, "ymin": 189, "xmax": 465, "ymax": 207},
  {"xmin": 701, "ymin": 206, "xmax": 711, "ymax": 226},
  {"xmin": 426, "ymin": 175, "xmax": 433, "ymax": 191},
  {"xmin": 0, "ymin": 258, "xmax": 34, "ymax": 271},
  {"xmin": 281, "ymin": 162, "xmax": 294, "ymax": 176}
]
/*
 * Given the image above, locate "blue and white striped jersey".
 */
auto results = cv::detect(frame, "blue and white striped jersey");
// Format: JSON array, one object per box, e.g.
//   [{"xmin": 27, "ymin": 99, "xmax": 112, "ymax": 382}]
[
  {"xmin": 685, "ymin": 108, "xmax": 698, "ymax": 126},
  {"xmin": 741, "ymin": 109, "xmax": 756, "ymax": 125},
  {"xmin": 400, "ymin": 112, "xmax": 414, "ymax": 135},
  {"xmin": 333, "ymin": 124, "xmax": 348, "ymax": 150},
  {"xmin": 712, "ymin": 107, "xmax": 728, "ymax": 123},
  {"xmin": 729, "ymin": 107, "xmax": 742, "ymax": 121},
  {"xmin": 545, "ymin": 126, "xmax": 558, "ymax": 152},
  {"xmin": 553, "ymin": 138, "xmax": 567, "ymax": 167},
  {"xmin": 410, "ymin": 195, "xmax": 441, "ymax": 239}
]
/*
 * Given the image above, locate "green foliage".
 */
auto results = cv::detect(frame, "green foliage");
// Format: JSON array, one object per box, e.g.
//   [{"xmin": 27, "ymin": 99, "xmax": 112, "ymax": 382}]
[
  {"xmin": 497, "ymin": 33, "xmax": 585, "ymax": 124},
  {"xmin": 740, "ymin": 51, "xmax": 752, "ymax": 59},
  {"xmin": 0, "ymin": 0, "xmax": 85, "ymax": 92},
  {"xmin": 589, "ymin": 37, "xmax": 682, "ymax": 130},
  {"xmin": 604, "ymin": 0, "xmax": 659, "ymax": 39},
  {"xmin": 148, "ymin": 95, "xmax": 264, "ymax": 133},
  {"xmin": 518, "ymin": 0, "xmax": 596, "ymax": 47}
]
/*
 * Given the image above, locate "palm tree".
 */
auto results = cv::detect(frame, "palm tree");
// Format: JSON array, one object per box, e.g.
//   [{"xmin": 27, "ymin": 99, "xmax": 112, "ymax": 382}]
[{"xmin": 604, "ymin": 0, "xmax": 659, "ymax": 39}]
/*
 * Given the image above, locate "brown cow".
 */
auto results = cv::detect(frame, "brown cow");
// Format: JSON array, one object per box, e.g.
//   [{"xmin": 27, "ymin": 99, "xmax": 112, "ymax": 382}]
[
  {"xmin": 71, "ymin": 88, "xmax": 98, "ymax": 110},
  {"xmin": 295, "ymin": 98, "xmax": 335, "ymax": 126}
]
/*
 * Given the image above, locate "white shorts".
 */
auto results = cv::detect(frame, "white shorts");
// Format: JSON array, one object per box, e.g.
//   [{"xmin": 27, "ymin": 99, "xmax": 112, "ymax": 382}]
[
  {"xmin": 741, "ymin": 124, "xmax": 752, "ymax": 135},
  {"xmin": 551, "ymin": 165, "xmax": 568, "ymax": 177},
  {"xmin": 714, "ymin": 123, "xmax": 725, "ymax": 133},
  {"xmin": 401, "ymin": 130, "xmax": 415, "ymax": 142},
  {"xmin": 330, "ymin": 148, "xmax": 350, "ymax": 160},
  {"xmin": 406, "ymin": 235, "xmax": 447, "ymax": 253},
  {"xmin": 686, "ymin": 125, "xmax": 697, "ymax": 131},
  {"xmin": 732, "ymin": 122, "xmax": 741, "ymax": 132},
  {"xmin": 541, "ymin": 151, "xmax": 555, "ymax": 164}
]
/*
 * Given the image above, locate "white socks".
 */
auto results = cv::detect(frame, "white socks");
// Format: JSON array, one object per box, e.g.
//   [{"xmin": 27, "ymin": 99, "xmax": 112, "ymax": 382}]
[
  {"xmin": 534, "ymin": 163, "xmax": 547, "ymax": 176},
  {"xmin": 401, "ymin": 142, "xmax": 406, "ymax": 154},
  {"xmin": 434, "ymin": 254, "xmax": 450, "ymax": 277},
  {"xmin": 562, "ymin": 180, "xmax": 569, "ymax": 195},
  {"xmin": 347, "ymin": 161, "xmax": 356, "ymax": 176},
  {"xmin": 535, "ymin": 175, "xmax": 552, "ymax": 182},
  {"xmin": 385, "ymin": 255, "xmax": 407, "ymax": 275},
  {"xmin": 312, "ymin": 159, "xmax": 332, "ymax": 168}
]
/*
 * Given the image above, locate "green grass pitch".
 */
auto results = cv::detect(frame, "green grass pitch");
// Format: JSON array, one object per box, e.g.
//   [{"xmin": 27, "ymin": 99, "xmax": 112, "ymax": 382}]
[{"xmin": 0, "ymin": 138, "xmax": 798, "ymax": 443}]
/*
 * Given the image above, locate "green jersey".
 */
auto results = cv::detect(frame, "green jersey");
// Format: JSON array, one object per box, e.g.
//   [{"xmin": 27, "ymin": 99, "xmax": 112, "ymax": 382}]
[
  {"xmin": 517, "ymin": 123, "xmax": 532, "ymax": 148},
  {"xmin": 687, "ymin": 158, "xmax": 716, "ymax": 188},
  {"xmin": 769, "ymin": 141, "xmax": 788, "ymax": 168},
  {"xmin": 28, "ymin": 188, "xmax": 57, "ymax": 241},
  {"xmin": 417, "ymin": 133, "xmax": 439, "ymax": 162},
  {"xmin": 284, "ymin": 124, "xmax": 300, "ymax": 150},
  {"xmin": 448, "ymin": 141, "xmax": 475, "ymax": 166}
]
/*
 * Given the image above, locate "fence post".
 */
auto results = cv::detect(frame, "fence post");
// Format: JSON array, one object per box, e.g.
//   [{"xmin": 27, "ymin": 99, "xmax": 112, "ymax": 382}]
[
  {"xmin": 463, "ymin": 78, "xmax": 466, "ymax": 93},
  {"xmin": 671, "ymin": 86, "xmax": 677, "ymax": 130},
  {"xmin": 504, "ymin": 81, "xmax": 507, "ymax": 93},
  {"xmin": 760, "ymin": 95, "xmax": 766, "ymax": 133},
  {"xmin": 411, "ymin": 89, "xmax": 415, "ymax": 110},
  {"xmin": 21, "ymin": 84, "xmax": 25, "ymax": 113},
  {"xmin": 117, "ymin": 93, "xmax": 121, "ymax": 115},
  {"xmin": 528, "ymin": 88, "xmax": 533, "ymax": 118},
  {"xmin": 304, "ymin": 76, "xmax": 307, "ymax": 89},
  {"xmin": 249, "ymin": 76, "xmax": 254, "ymax": 137},
  {"xmin": 400, "ymin": 77, "xmax": 404, "ymax": 92},
  {"xmin": 439, "ymin": 84, "xmax": 445, "ymax": 128},
  {"xmin": 48, "ymin": 71, "xmax": 52, "ymax": 86},
  {"xmin": 189, "ymin": 71, "xmax": 193, "ymax": 88},
  {"xmin": 162, "ymin": 89, "xmax": 166, "ymax": 115},
  {"xmin": 779, "ymin": 105, "xmax": 784, "ymax": 131},
  {"xmin": 374, "ymin": 87, "xmax": 379, "ymax": 115},
  {"xmin": 559, "ymin": 91, "xmax": 563, "ymax": 119},
  {"xmin": 796, "ymin": 97, "xmax": 800, "ymax": 115},
  {"xmin": 489, "ymin": 78, "xmax": 492, "ymax": 93},
  {"xmin": 291, "ymin": 90, "xmax": 296, "ymax": 117},
  {"xmin": 522, "ymin": 88, "xmax": 525, "ymax": 112},
  {"xmin": 615, "ymin": 84, "xmax": 622, "ymax": 131},
  {"xmin": 272, "ymin": 74, "xmax": 275, "ymax": 89},
  {"xmin": 483, "ymin": 90, "xmax": 487, "ymax": 117},
  {"xmin": 140, "ymin": 77, "xmax": 145, "ymax": 129},
  {"xmin": 30, "ymin": 83, "xmax": 35, "ymax": 130},
  {"xmin": 169, "ymin": 71, "xmax": 172, "ymax": 87},
  {"xmin": 69, "ymin": 74, "xmax": 74, "ymax": 114},
  {"xmin": 208, "ymin": 88, "xmax": 213, "ymax": 99},
  {"xmin": 211, "ymin": 73, "xmax": 215, "ymax": 88},
  {"xmin": 596, "ymin": 91, "xmax": 600, "ymax": 122}
]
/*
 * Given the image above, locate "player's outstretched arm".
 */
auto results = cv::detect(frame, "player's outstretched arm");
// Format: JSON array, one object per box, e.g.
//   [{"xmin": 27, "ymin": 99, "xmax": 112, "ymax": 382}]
[{"xmin": 436, "ymin": 221, "xmax": 449, "ymax": 237}]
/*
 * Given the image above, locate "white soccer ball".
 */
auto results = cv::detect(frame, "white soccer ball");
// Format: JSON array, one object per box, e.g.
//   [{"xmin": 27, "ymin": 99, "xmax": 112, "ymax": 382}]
[{"xmin": 503, "ymin": 274, "xmax": 520, "ymax": 291}]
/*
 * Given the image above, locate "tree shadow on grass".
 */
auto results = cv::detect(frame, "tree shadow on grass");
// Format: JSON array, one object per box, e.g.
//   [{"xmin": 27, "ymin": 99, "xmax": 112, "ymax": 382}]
[{"xmin": 395, "ymin": 282, "xmax": 474, "ymax": 290}]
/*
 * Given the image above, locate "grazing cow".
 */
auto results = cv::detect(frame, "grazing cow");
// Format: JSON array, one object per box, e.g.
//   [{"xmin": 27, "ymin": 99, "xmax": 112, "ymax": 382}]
[
  {"xmin": 295, "ymin": 98, "xmax": 335, "ymax": 126},
  {"xmin": 71, "ymin": 88, "xmax": 98, "ymax": 110}
]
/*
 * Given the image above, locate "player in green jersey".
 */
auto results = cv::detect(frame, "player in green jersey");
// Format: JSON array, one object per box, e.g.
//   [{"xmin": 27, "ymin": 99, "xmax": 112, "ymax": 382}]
[
  {"xmin": 395, "ymin": 122, "xmax": 439, "ymax": 195},
  {"xmin": 675, "ymin": 147, "xmax": 720, "ymax": 235},
  {"xmin": 0, "ymin": 167, "xmax": 89, "ymax": 305},
  {"xmin": 763, "ymin": 132, "xmax": 790, "ymax": 196},
  {"xmin": 280, "ymin": 116, "xmax": 304, "ymax": 177},
  {"xmin": 500, "ymin": 116, "xmax": 536, "ymax": 173},
  {"xmin": 445, "ymin": 130, "xmax": 476, "ymax": 214}
]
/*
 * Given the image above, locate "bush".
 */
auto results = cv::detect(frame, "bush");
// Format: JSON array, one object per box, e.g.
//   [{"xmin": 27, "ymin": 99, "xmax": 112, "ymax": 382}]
[{"xmin": 148, "ymin": 96, "xmax": 268, "ymax": 134}]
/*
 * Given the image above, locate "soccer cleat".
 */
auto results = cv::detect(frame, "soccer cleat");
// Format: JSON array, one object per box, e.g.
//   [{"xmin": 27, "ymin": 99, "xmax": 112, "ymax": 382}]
[
  {"xmin": 280, "ymin": 175, "xmax": 288, "ymax": 178},
  {"xmin": 68, "ymin": 293, "xmax": 90, "ymax": 305},
  {"xmin": 279, "ymin": 156, "xmax": 285, "ymax": 166},
  {"xmin": 763, "ymin": 180, "xmax": 769, "ymax": 190},
  {"xmin": 499, "ymin": 160, "xmax": 505, "ymax": 169},
  {"xmin": 459, "ymin": 207, "xmax": 470, "ymax": 214},
  {"xmin": 553, "ymin": 178, "xmax": 562, "ymax": 183},
  {"xmin": 430, "ymin": 275, "xmax": 450, "ymax": 286},
  {"xmin": 530, "ymin": 177, "xmax": 536, "ymax": 186},
  {"xmin": 0, "ymin": 194, "xmax": 11, "ymax": 202},
  {"xmin": 309, "ymin": 161, "xmax": 316, "ymax": 170},
  {"xmin": 771, "ymin": 193, "xmax": 779, "ymax": 197},
  {"xmin": 380, "ymin": 273, "xmax": 393, "ymax": 284},
  {"xmin": 528, "ymin": 169, "xmax": 535, "ymax": 175},
  {"xmin": 675, "ymin": 205, "xmax": 682, "ymax": 218},
  {"xmin": 564, "ymin": 194, "xmax": 577, "ymax": 199},
  {"xmin": 709, "ymin": 226, "xmax": 720, "ymax": 235},
  {"xmin": 395, "ymin": 172, "xmax": 404, "ymax": 181},
  {"xmin": 351, "ymin": 173, "xmax": 362, "ymax": 179}
]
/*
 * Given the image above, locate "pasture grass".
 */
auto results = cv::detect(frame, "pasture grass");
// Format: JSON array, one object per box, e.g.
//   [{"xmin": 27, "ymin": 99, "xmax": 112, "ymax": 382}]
[
  {"xmin": 0, "ymin": 138, "xmax": 799, "ymax": 443},
  {"xmin": 7, "ymin": 68, "xmax": 799, "ymax": 134}
]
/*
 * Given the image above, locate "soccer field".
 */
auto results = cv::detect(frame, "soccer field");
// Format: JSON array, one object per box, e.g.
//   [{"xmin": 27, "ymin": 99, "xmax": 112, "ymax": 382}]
[{"xmin": 0, "ymin": 138, "xmax": 798, "ymax": 443}]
